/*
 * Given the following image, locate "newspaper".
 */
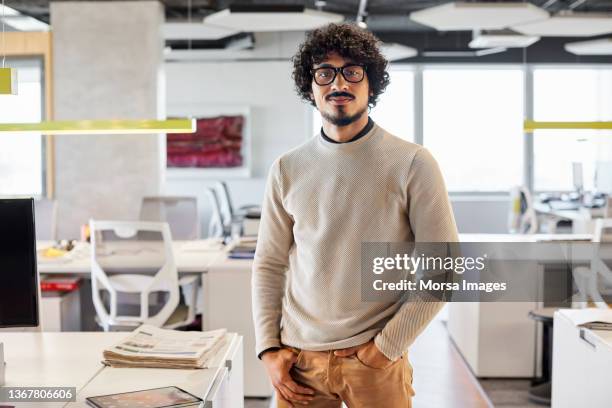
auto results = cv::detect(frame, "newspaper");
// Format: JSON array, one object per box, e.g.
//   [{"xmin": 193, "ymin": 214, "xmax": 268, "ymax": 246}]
[{"xmin": 103, "ymin": 325, "xmax": 227, "ymax": 369}]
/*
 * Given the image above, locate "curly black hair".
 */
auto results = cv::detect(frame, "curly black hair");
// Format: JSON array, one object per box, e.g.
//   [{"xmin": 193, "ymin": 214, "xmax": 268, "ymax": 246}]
[{"xmin": 292, "ymin": 23, "xmax": 390, "ymax": 108}]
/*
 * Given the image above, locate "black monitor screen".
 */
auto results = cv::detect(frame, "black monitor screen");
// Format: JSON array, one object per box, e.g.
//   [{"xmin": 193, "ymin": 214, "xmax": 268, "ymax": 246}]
[{"xmin": 0, "ymin": 198, "xmax": 39, "ymax": 328}]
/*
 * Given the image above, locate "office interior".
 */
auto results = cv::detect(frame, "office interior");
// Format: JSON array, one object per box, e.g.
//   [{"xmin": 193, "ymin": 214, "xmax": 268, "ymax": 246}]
[{"xmin": 1, "ymin": 0, "xmax": 612, "ymax": 407}]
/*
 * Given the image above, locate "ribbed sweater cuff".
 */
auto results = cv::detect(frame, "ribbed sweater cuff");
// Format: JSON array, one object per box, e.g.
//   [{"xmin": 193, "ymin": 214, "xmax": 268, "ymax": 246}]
[
  {"xmin": 256, "ymin": 339, "xmax": 282, "ymax": 359},
  {"xmin": 374, "ymin": 332, "xmax": 405, "ymax": 361}
]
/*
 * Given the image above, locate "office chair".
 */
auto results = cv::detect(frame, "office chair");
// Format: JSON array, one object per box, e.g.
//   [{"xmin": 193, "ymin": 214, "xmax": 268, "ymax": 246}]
[
  {"xmin": 139, "ymin": 196, "xmax": 200, "ymax": 240},
  {"xmin": 572, "ymin": 218, "xmax": 612, "ymax": 309},
  {"xmin": 204, "ymin": 188, "xmax": 225, "ymax": 238},
  {"xmin": 89, "ymin": 220, "xmax": 198, "ymax": 331},
  {"xmin": 34, "ymin": 199, "xmax": 57, "ymax": 241},
  {"xmin": 508, "ymin": 186, "xmax": 538, "ymax": 234},
  {"xmin": 216, "ymin": 181, "xmax": 261, "ymax": 228}
]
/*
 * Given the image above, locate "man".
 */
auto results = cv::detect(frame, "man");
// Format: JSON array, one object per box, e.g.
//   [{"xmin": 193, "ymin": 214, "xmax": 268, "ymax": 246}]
[{"xmin": 252, "ymin": 23, "xmax": 458, "ymax": 407}]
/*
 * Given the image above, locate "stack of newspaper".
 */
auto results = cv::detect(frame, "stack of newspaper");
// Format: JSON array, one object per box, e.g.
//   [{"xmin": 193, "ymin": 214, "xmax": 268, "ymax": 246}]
[{"xmin": 102, "ymin": 325, "xmax": 227, "ymax": 369}]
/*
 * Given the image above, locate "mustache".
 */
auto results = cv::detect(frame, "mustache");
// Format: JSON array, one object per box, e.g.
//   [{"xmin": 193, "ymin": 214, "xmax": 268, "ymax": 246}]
[{"xmin": 326, "ymin": 92, "xmax": 355, "ymax": 100}]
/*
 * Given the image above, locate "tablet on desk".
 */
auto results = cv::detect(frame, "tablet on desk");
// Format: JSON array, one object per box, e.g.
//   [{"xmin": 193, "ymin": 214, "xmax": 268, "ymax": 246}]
[{"xmin": 86, "ymin": 386, "xmax": 203, "ymax": 408}]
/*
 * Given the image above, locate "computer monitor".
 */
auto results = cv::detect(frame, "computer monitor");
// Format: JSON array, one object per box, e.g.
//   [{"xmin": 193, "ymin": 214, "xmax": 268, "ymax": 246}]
[
  {"xmin": 572, "ymin": 162, "xmax": 583, "ymax": 193},
  {"xmin": 595, "ymin": 161, "xmax": 612, "ymax": 194},
  {"xmin": 0, "ymin": 198, "xmax": 39, "ymax": 328}
]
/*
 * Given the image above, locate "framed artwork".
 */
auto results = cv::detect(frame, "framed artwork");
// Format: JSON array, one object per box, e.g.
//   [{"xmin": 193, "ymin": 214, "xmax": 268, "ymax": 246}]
[
  {"xmin": 165, "ymin": 105, "xmax": 251, "ymax": 179},
  {"xmin": 167, "ymin": 115, "xmax": 245, "ymax": 168}
]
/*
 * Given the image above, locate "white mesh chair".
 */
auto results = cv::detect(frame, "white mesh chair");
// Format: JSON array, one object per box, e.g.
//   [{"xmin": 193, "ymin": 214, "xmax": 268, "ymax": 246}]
[
  {"xmin": 139, "ymin": 196, "xmax": 200, "ymax": 240},
  {"xmin": 90, "ymin": 220, "xmax": 198, "ymax": 331},
  {"xmin": 34, "ymin": 199, "xmax": 57, "ymax": 240}
]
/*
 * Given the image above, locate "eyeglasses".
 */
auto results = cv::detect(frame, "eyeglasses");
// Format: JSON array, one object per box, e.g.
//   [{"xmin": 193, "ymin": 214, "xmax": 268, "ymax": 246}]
[{"xmin": 310, "ymin": 65, "xmax": 366, "ymax": 86}]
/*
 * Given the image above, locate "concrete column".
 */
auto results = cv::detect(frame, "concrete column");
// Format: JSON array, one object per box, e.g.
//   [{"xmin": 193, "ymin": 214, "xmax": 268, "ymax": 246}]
[{"xmin": 51, "ymin": 1, "xmax": 165, "ymax": 238}]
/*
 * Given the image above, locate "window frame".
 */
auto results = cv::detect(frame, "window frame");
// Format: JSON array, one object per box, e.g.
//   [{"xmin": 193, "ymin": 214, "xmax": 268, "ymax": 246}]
[
  {"xmin": 309, "ymin": 62, "xmax": 612, "ymax": 196},
  {"xmin": 530, "ymin": 63, "xmax": 612, "ymax": 194}
]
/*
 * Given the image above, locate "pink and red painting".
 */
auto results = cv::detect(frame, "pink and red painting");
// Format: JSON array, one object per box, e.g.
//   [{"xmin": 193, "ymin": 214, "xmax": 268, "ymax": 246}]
[{"xmin": 167, "ymin": 115, "xmax": 244, "ymax": 168}]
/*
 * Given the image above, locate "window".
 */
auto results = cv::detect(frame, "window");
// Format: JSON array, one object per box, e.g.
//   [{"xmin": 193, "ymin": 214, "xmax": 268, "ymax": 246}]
[
  {"xmin": 312, "ymin": 68, "xmax": 415, "ymax": 142},
  {"xmin": 533, "ymin": 68, "xmax": 612, "ymax": 192},
  {"xmin": 370, "ymin": 69, "xmax": 414, "ymax": 142},
  {"xmin": 422, "ymin": 67, "xmax": 524, "ymax": 192},
  {"xmin": 0, "ymin": 59, "xmax": 44, "ymax": 196}
]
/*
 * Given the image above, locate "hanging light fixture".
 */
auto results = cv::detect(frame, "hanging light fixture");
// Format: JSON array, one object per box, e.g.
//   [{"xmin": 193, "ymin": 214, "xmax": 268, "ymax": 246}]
[
  {"xmin": 0, "ymin": 0, "xmax": 17, "ymax": 95},
  {"xmin": 524, "ymin": 120, "xmax": 612, "ymax": 132},
  {"xmin": 0, "ymin": 118, "xmax": 196, "ymax": 135}
]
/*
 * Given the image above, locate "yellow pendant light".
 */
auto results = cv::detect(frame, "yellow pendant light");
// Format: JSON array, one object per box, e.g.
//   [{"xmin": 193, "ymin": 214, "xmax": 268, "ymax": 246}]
[
  {"xmin": 0, "ymin": 0, "xmax": 17, "ymax": 95},
  {"xmin": 524, "ymin": 120, "xmax": 612, "ymax": 132},
  {"xmin": 0, "ymin": 118, "xmax": 195, "ymax": 135}
]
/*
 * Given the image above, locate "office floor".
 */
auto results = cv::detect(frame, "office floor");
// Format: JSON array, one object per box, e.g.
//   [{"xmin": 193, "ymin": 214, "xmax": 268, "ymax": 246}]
[
  {"xmin": 244, "ymin": 398, "xmax": 269, "ymax": 408},
  {"xmin": 478, "ymin": 379, "xmax": 544, "ymax": 408}
]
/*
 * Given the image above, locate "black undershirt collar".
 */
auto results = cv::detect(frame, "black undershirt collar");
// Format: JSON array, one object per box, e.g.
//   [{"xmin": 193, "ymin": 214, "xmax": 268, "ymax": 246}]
[{"xmin": 321, "ymin": 117, "xmax": 374, "ymax": 144}]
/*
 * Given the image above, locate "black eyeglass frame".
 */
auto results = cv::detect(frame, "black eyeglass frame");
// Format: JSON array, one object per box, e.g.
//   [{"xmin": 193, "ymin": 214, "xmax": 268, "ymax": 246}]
[{"xmin": 310, "ymin": 64, "xmax": 367, "ymax": 86}]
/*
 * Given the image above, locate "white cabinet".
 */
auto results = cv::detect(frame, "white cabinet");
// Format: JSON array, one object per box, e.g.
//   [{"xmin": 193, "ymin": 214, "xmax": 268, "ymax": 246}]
[
  {"xmin": 203, "ymin": 259, "xmax": 272, "ymax": 397},
  {"xmin": 40, "ymin": 290, "xmax": 81, "ymax": 332},
  {"xmin": 448, "ymin": 302, "xmax": 537, "ymax": 377},
  {"xmin": 551, "ymin": 310, "xmax": 612, "ymax": 408}
]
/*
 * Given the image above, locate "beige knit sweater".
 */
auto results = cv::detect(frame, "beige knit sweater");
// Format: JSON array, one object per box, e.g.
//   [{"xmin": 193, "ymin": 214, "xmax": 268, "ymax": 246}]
[{"xmin": 251, "ymin": 122, "xmax": 459, "ymax": 361}]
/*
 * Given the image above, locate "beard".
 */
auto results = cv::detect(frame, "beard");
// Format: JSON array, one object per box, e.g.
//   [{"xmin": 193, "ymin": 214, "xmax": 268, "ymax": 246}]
[{"xmin": 321, "ymin": 105, "xmax": 368, "ymax": 127}]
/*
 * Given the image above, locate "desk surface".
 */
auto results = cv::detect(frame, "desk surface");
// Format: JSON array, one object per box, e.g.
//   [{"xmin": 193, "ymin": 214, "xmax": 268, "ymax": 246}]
[
  {"xmin": 1, "ymin": 332, "xmax": 126, "ymax": 408},
  {"xmin": 38, "ymin": 234, "xmax": 596, "ymax": 276},
  {"xmin": 2, "ymin": 332, "xmax": 125, "ymax": 389},
  {"xmin": 534, "ymin": 202, "xmax": 605, "ymax": 221},
  {"xmin": 557, "ymin": 308, "xmax": 612, "ymax": 353},
  {"xmin": 1, "ymin": 332, "xmax": 240, "ymax": 408},
  {"xmin": 37, "ymin": 240, "xmax": 227, "ymax": 274}
]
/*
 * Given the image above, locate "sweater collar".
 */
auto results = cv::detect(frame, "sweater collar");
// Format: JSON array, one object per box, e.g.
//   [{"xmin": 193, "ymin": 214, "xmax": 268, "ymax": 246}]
[
  {"xmin": 318, "ymin": 118, "xmax": 380, "ymax": 151},
  {"xmin": 320, "ymin": 117, "xmax": 374, "ymax": 144}
]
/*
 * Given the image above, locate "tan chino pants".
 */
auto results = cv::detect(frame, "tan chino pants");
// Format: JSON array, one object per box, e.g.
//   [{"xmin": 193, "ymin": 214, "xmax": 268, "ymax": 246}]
[{"xmin": 277, "ymin": 347, "xmax": 415, "ymax": 408}]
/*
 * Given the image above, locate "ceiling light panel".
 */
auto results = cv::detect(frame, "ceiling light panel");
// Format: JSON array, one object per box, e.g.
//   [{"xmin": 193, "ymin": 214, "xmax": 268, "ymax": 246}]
[
  {"xmin": 163, "ymin": 23, "xmax": 239, "ymax": 41},
  {"xmin": 469, "ymin": 33, "xmax": 540, "ymax": 48},
  {"xmin": 410, "ymin": 2, "xmax": 549, "ymax": 31},
  {"xmin": 381, "ymin": 43, "xmax": 418, "ymax": 61},
  {"xmin": 203, "ymin": 7, "xmax": 344, "ymax": 32},
  {"xmin": 513, "ymin": 13, "xmax": 612, "ymax": 37},
  {"xmin": 565, "ymin": 38, "xmax": 612, "ymax": 55},
  {"xmin": 1, "ymin": 15, "xmax": 49, "ymax": 31}
]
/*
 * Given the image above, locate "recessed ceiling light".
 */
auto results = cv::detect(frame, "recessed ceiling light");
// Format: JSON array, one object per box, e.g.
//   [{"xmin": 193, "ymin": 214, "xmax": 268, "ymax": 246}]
[
  {"xmin": 513, "ymin": 12, "xmax": 612, "ymax": 37},
  {"xmin": 565, "ymin": 38, "xmax": 612, "ymax": 55},
  {"xmin": 203, "ymin": 5, "xmax": 343, "ymax": 32},
  {"xmin": 410, "ymin": 2, "xmax": 548, "ymax": 31},
  {"xmin": 469, "ymin": 31, "xmax": 540, "ymax": 48}
]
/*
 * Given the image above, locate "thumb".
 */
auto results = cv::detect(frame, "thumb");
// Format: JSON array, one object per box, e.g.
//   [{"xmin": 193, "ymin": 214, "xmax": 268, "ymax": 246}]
[{"xmin": 334, "ymin": 346, "xmax": 359, "ymax": 357}]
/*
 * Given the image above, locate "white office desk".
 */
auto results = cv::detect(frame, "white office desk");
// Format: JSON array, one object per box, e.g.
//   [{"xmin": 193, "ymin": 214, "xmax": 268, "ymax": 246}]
[
  {"xmin": 534, "ymin": 203, "xmax": 604, "ymax": 234},
  {"xmin": 450, "ymin": 234, "xmax": 594, "ymax": 377},
  {"xmin": 552, "ymin": 309, "xmax": 612, "ymax": 408},
  {"xmin": 1, "ymin": 332, "xmax": 125, "ymax": 407},
  {"xmin": 459, "ymin": 233, "xmax": 593, "ymax": 242},
  {"xmin": 1, "ymin": 332, "xmax": 243, "ymax": 408}
]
